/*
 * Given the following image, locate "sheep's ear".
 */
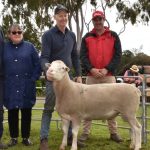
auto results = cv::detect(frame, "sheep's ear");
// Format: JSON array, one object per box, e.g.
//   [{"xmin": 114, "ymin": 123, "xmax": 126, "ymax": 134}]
[
  {"xmin": 65, "ymin": 66, "xmax": 70, "ymax": 72},
  {"xmin": 45, "ymin": 63, "xmax": 51, "ymax": 69}
]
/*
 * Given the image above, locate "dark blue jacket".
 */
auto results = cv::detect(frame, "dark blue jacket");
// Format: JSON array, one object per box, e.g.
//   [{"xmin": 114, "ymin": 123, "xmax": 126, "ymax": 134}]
[
  {"xmin": 3, "ymin": 40, "xmax": 41, "ymax": 109},
  {"xmin": 41, "ymin": 26, "xmax": 81, "ymax": 76},
  {"xmin": 0, "ymin": 27, "xmax": 4, "ymax": 79},
  {"xmin": 0, "ymin": 27, "xmax": 4, "ymax": 109}
]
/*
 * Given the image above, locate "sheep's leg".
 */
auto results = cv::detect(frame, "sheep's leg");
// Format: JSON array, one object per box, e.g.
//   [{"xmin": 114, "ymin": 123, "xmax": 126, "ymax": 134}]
[
  {"xmin": 71, "ymin": 117, "xmax": 81, "ymax": 150},
  {"xmin": 129, "ymin": 128, "xmax": 135, "ymax": 149},
  {"xmin": 127, "ymin": 117, "xmax": 142, "ymax": 150},
  {"xmin": 59, "ymin": 118, "xmax": 70, "ymax": 150},
  {"xmin": 134, "ymin": 119, "xmax": 141, "ymax": 150}
]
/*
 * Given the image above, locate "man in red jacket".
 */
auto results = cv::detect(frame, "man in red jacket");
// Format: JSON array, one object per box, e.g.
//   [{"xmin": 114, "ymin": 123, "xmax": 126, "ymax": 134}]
[{"xmin": 79, "ymin": 10, "xmax": 122, "ymax": 144}]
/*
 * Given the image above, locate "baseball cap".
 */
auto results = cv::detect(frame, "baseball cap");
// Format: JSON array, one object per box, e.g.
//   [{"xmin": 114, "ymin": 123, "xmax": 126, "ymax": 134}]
[
  {"xmin": 92, "ymin": 11, "xmax": 105, "ymax": 19},
  {"xmin": 54, "ymin": 4, "xmax": 69, "ymax": 14}
]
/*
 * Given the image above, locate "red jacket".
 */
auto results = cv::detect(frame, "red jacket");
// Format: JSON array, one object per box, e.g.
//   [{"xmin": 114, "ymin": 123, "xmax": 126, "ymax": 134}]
[{"xmin": 80, "ymin": 27, "xmax": 122, "ymax": 75}]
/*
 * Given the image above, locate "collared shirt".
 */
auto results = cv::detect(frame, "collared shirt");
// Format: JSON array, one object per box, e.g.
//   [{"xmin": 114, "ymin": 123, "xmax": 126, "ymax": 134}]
[{"xmin": 41, "ymin": 25, "xmax": 81, "ymax": 77}]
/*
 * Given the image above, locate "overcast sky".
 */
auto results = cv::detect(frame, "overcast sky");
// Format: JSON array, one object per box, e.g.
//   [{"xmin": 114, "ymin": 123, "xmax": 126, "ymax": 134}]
[{"xmin": 106, "ymin": 12, "xmax": 150, "ymax": 56}]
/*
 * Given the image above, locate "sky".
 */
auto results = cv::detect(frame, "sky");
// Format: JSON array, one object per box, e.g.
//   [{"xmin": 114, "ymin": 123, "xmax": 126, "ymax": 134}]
[
  {"xmin": 106, "ymin": 11, "xmax": 150, "ymax": 56},
  {"xmin": 0, "ymin": 2, "xmax": 150, "ymax": 56}
]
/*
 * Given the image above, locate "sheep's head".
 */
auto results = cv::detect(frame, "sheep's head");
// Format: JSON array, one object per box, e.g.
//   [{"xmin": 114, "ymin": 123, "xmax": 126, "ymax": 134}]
[{"xmin": 46, "ymin": 60, "xmax": 70, "ymax": 81}]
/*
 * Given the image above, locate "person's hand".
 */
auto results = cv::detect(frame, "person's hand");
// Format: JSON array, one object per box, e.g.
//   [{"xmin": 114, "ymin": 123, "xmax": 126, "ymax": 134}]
[
  {"xmin": 124, "ymin": 78, "xmax": 134, "ymax": 84},
  {"xmin": 124, "ymin": 78, "xmax": 130, "ymax": 82},
  {"xmin": 90, "ymin": 68, "xmax": 103, "ymax": 78},
  {"xmin": 74, "ymin": 76, "xmax": 82, "ymax": 83},
  {"xmin": 130, "ymin": 78, "xmax": 135, "ymax": 83},
  {"xmin": 135, "ymin": 80, "xmax": 141, "ymax": 85},
  {"xmin": 99, "ymin": 68, "xmax": 108, "ymax": 76}
]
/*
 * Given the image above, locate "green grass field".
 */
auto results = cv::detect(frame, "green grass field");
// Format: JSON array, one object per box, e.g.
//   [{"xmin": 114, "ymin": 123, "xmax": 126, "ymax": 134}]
[{"xmin": 2, "ymin": 102, "xmax": 150, "ymax": 150}]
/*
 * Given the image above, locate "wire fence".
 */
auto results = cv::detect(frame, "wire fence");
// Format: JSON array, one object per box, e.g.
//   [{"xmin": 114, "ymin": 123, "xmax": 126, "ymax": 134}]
[{"xmin": 3, "ymin": 75, "xmax": 150, "ymax": 144}]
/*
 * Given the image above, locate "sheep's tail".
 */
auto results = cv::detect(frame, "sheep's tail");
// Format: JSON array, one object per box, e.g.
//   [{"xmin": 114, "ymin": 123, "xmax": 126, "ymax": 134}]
[{"xmin": 137, "ymin": 88, "xmax": 141, "ymax": 97}]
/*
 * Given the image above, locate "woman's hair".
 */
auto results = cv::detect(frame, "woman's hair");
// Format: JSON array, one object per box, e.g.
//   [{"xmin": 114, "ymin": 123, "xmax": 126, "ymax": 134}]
[{"xmin": 8, "ymin": 24, "xmax": 22, "ymax": 33}]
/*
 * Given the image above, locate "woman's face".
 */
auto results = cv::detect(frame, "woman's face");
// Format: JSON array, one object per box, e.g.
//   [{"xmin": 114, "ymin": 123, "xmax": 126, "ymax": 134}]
[{"xmin": 8, "ymin": 27, "xmax": 23, "ymax": 44}]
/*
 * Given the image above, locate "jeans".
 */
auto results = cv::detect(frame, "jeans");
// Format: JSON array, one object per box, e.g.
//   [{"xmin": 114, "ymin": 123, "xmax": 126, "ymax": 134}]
[{"xmin": 40, "ymin": 81, "xmax": 72, "ymax": 140}]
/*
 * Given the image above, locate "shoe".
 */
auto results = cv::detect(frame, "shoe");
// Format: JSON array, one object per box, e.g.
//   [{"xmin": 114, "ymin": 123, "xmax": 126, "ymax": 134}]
[
  {"xmin": 78, "ymin": 133, "xmax": 89, "ymax": 142},
  {"xmin": 22, "ymin": 138, "xmax": 33, "ymax": 146},
  {"xmin": 110, "ymin": 134, "xmax": 123, "ymax": 143},
  {"xmin": 0, "ymin": 141, "xmax": 8, "ymax": 149},
  {"xmin": 8, "ymin": 138, "xmax": 17, "ymax": 147},
  {"xmin": 40, "ymin": 138, "xmax": 49, "ymax": 150},
  {"xmin": 67, "ymin": 136, "xmax": 72, "ymax": 146}
]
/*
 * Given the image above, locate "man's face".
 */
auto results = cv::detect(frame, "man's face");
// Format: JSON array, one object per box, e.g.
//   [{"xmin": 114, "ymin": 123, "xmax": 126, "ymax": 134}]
[
  {"xmin": 92, "ymin": 16, "xmax": 105, "ymax": 30},
  {"xmin": 54, "ymin": 11, "xmax": 68, "ymax": 27}
]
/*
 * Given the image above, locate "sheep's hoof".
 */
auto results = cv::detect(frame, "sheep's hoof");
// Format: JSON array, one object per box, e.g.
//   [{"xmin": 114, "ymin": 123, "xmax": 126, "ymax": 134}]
[
  {"xmin": 59, "ymin": 145, "xmax": 65, "ymax": 150},
  {"xmin": 71, "ymin": 148, "xmax": 77, "ymax": 150},
  {"xmin": 134, "ymin": 145, "xmax": 141, "ymax": 150},
  {"xmin": 129, "ymin": 143, "xmax": 135, "ymax": 149}
]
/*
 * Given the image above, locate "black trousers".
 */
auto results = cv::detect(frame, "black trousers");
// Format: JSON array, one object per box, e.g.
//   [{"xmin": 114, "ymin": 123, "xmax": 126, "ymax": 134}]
[{"xmin": 8, "ymin": 108, "xmax": 32, "ymax": 138}]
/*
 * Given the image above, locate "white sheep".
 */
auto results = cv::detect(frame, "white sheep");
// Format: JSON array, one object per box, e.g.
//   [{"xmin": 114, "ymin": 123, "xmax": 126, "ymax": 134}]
[{"xmin": 46, "ymin": 60, "xmax": 142, "ymax": 150}]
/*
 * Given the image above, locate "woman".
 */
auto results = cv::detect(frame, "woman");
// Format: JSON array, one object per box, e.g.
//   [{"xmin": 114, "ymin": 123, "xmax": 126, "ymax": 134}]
[{"xmin": 3, "ymin": 24, "xmax": 41, "ymax": 147}]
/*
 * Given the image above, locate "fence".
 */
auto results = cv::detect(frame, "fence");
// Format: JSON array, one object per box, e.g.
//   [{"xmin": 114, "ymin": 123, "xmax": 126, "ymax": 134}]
[
  {"xmin": 115, "ymin": 75, "xmax": 150, "ymax": 143},
  {"xmin": 4, "ymin": 75, "xmax": 150, "ymax": 144},
  {"xmin": 141, "ymin": 74, "xmax": 150, "ymax": 143}
]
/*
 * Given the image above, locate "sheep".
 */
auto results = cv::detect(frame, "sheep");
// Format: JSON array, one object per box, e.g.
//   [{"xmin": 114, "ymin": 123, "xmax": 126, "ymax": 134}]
[{"xmin": 46, "ymin": 60, "xmax": 142, "ymax": 150}]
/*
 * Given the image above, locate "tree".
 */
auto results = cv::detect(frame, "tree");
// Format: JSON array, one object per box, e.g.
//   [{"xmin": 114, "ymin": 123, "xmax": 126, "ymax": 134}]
[
  {"xmin": 1, "ymin": 0, "xmax": 55, "ymax": 50},
  {"xmin": 116, "ymin": 50, "xmax": 150, "ymax": 75},
  {"xmin": 1, "ymin": 0, "xmax": 85, "ymax": 51},
  {"xmin": 91, "ymin": 0, "xmax": 150, "ymax": 25},
  {"xmin": 1, "ymin": 0, "xmax": 150, "ymax": 51},
  {"xmin": 89, "ymin": 0, "xmax": 150, "ymax": 35}
]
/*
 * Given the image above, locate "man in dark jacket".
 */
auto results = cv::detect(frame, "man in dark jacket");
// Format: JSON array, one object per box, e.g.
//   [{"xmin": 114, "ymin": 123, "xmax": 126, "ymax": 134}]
[
  {"xmin": 79, "ymin": 10, "xmax": 122, "ymax": 144},
  {"xmin": 0, "ymin": 27, "xmax": 8, "ymax": 149},
  {"xmin": 39, "ymin": 4, "xmax": 82, "ymax": 150}
]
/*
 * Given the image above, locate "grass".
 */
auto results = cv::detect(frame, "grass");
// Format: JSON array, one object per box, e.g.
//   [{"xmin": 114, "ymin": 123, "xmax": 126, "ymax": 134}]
[{"xmin": 2, "ymin": 101, "xmax": 150, "ymax": 150}]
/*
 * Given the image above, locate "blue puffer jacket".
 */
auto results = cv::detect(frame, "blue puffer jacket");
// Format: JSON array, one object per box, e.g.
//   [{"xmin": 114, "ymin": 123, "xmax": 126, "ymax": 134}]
[{"xmin": 3, "ymin": 40, "xmax": 41, "ymax": 109}]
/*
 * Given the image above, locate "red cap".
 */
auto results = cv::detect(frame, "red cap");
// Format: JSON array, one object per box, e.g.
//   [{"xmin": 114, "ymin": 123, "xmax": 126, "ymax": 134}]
[{"xmin": 92, "ymin": 11, "xmax": 105, "ymax": 19}]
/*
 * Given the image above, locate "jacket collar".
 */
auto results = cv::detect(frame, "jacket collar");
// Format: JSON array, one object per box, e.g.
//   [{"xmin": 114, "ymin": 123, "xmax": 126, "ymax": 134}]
[{"xmin": 91, "ymin": 26, "xmax": 110, "ymax": 36}]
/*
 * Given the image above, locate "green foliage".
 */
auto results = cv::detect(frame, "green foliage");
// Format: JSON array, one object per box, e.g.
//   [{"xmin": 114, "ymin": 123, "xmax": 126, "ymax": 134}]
[
  {"xmin": 36, "ymin": 79, "xmax": 45, "ymax": 96},
  {"xmin": 90, "ymin": 0, "xmax": 150, "ymax": 25},
  {"xmin": 116, "ymin": 50, "xmax": 150, "ymax": 75},
  {"xmin": 1, "ymin": 0, "xmax": 150, "ymax": 53},
  {"xmin": 1, "ymin": 0, "xmax": 54, "ymax": 50}
]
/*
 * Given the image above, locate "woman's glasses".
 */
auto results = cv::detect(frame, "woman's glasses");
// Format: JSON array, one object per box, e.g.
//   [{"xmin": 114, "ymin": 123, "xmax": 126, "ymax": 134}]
[{"xmin": 11, "ymin": 31, "xmax": 23, "ymax": 35}]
